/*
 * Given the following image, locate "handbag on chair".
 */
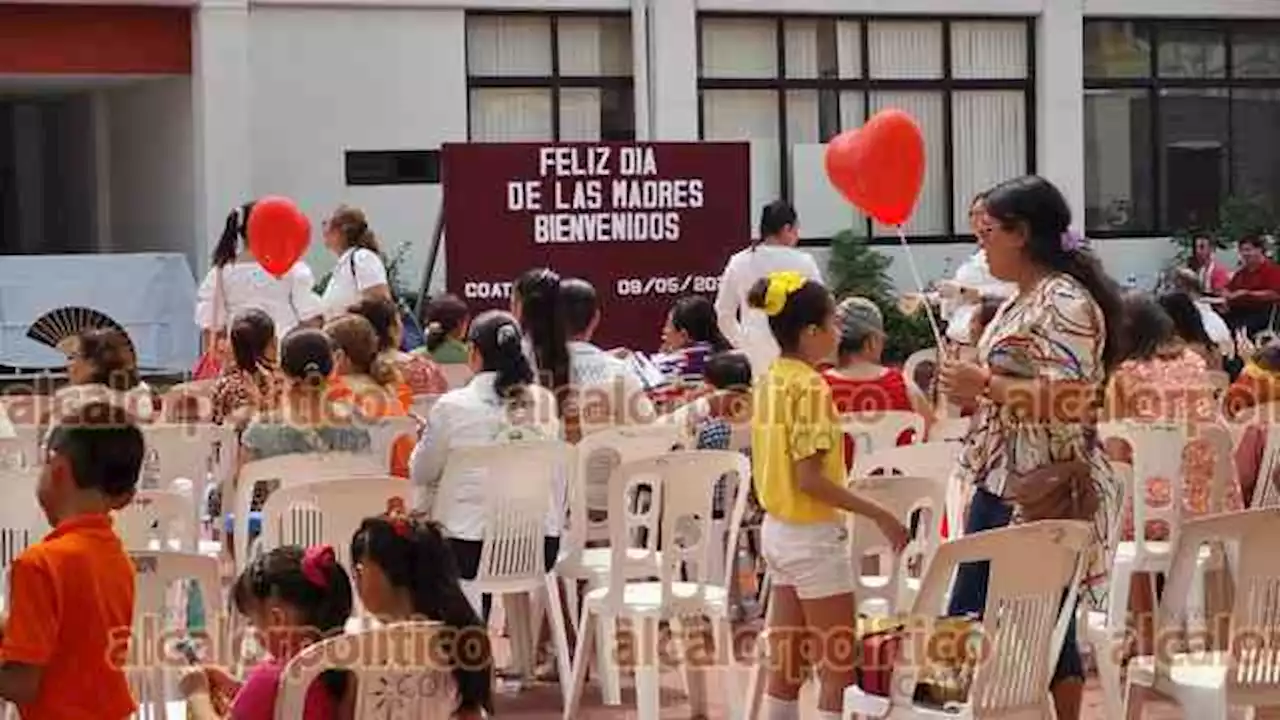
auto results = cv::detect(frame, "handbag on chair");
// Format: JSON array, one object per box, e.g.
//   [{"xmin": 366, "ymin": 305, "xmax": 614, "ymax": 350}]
[{"xmin": 1006, "ymin": 460, "xmax": 1099, "ymax": 522}]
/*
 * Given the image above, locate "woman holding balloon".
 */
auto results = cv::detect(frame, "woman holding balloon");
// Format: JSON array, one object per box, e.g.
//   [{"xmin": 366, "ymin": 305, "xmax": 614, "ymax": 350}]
[
  {"xmin": 714, "ymin": 200, "xmax": 824, "ymax": 379},
  {"xmin": 194, "ymin": 201, "xmax": 324, "ymax": 379}
]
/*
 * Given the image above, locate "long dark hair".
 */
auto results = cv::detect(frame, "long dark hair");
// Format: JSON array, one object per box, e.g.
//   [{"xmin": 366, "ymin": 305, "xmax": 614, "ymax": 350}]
[
  {"xmin": 212, "ymin": 203, "xmax": 253, "ymax": 268},
  {"xmin": 423, "ymin": 294, "xmax": 469, "ymax": 353},
  {"xmin": 350, "ymin": 516, "xmax": 493, "ymax": 715},
  {"xmin": 513, "ymin": 268, "xmax": 570, "ymax": 394},
  {"xmin": 468, "ymin": 310, "xmax": 534, "ymax": 403},
  {"xmin": 752, "ymin": 199, "xmax": 797, "ymax": 249},
  {"xmin": 232, "ymin": 545, "xmax": 352, "ymax": 700},
  {"xmin": 670, "ymin": 295, "xmax": 730, "ymax": 351},
  {"xmin": 348, "ymin": 298, "xmax": 399, "ymax": 353},
  {"xmin": 1120, "ymin": 293, "xmax": 1176, "ymax": 362},
  {"xmin": 279, "ymin": 328, "xmax": 334, "ymax": 387},
  {"xmin": 230, "ymin": 309, "xmax": 276, "ymax": 372},
  {"xmin": 1159, "ymin": 291, "xmax": 1213, "ymax": 350},
  {"xmin": 983, "ymin": 175, "xmax": 1125, "ymax": 371}
]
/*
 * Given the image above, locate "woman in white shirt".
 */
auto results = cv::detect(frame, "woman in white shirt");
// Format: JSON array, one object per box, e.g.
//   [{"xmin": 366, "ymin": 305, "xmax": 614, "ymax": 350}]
[
  {"xmin": 194, "ymin": 203, "xmax": 325, "ymax": 347},
  {"xmin": 714, "ymin": 200, "xmax": 823, "ymax": 378},
  {"xmin": 320, "ymin": 205, "xmax": 393, "ymax": 318},
  {"xmin": 409, "ymin": 310, "xmax": 562, "ymax": 610}
]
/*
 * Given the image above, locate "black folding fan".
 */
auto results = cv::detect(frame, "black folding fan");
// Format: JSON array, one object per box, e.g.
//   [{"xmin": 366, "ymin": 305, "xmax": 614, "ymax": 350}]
[{"xmin": 27, "ymin": 306, "xmax": 130, "ymax": 354}]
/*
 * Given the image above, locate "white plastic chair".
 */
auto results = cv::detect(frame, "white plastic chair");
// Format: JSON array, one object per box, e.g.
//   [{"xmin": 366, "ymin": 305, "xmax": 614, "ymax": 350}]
[
  {"xmin": 141, "ymin": 423, "xmax": 235, "ymax": 530},
  {"xmin": 275, "ymin": 622, "xmax": 455, "ymax": 720},
  {"xmin": 127, "ymin": 550, "xmax": 223, "ymax": 720},
  {"xmin": 559, "ymin": 423, "xmax": 680, "ymax": 705},
  {"xmin": 440, "ymin": 364, "xmax": 473, "ymax": 390},
  {"xmin": 843, "ymin": 520, "xmax": 1091, "ymax": 720},
  {"xmin": 564, "ymin": 450, "xmax": 749, "ymax": 720},
  {"xmin": 0, "ymin": 463, "xmax": 48, "ymax": 598},
  {"xmin": 231, "ymin": 452, "xmax": 385, "ymax": 569},
  {"xmin": 840, "ymin": 410, "xmax": 926, "ymax": 458},
  {"xmin": 902, "ymin": 347, "xmax": 938, "ymax": 399},
  {"xmin": 851, "ymin": 441, "xmax": 961, "ymax": 541},
  {"xmin": 254, "ymin": 476, "xmax": 412, "ymax": 573},
  {"xmin": 116, "ymin": 490, "xmax": 198, "ymax": 552},
  {"xmin": 431, "ymin": 440, "xmax": 575, "ymax": 695},
  {"xmin": 1124, "ymin": 508, "xmax": 1280, "ymax": 720},
  {"xmin": 365, "ymin": 415, "xmax": 419, "ymax": 472},
  {"xmin": 1247, "ymin": 421, "xmax": 1280, "ymax": 508}
]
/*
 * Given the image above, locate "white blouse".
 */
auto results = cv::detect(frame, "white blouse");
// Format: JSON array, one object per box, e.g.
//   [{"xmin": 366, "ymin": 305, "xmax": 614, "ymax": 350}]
[
  {"xmin": 943, "ymin": 250, "xmax": 1017, "ymax": 344},
  {"xmin": 409, "ymin": 372, "xmax": 564, "ymax": 541},
  {"xmin": 321, "ymin": 247, "xmax": 389, "ymax": 319},
  {"xmin": 713, "ymin": 244, "xmax": 824, "ymax": 378},
  {"xmin": 194, "ymin": 261, "xmax": 324, "ymax": 338}
]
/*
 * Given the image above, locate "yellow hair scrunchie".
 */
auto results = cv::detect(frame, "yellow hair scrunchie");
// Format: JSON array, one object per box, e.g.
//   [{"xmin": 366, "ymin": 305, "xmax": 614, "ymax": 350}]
[{"xmin": 763, "ymin": 271, "xmax": 808, "ymax": 317}]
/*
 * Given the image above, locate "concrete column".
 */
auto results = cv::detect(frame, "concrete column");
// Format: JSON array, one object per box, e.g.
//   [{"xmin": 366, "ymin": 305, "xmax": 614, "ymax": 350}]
[
  {"xmin": 1035, "ymin": 0, "xmax": 1085, "ymax": 220},
  {"xmin": 648, "ymin": 0, "xmax": 698, "ymax": 141},
  {"xmin": 192, "ymin": 0, "xmax": 251, "ymax": 275}
]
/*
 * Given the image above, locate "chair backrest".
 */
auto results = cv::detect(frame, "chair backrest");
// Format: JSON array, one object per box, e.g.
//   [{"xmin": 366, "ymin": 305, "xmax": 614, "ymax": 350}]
[
  {"xmin": 1098, "ymin": 421, "xmax": 1188, "ymax": 554},
  {"xmin": 434, "ymin": 440, "xmax": 574, "ymax": 590},
  {"xmin": 565, "ymin": 423, "xmax": 680, "ymax": 564},
  {"xmin": 275, "ymin": 622, "xmax": 455, "ymax": 720},
  {"xmin": 128, "ymin": 550, "xmax": 224, "ymax": 714},
  {"xmin": 140, "ymin": 424, "xmax": 233, "ymax": 522},
  {"xmin": 0, "ymin": 464, "xmax": 48, "ymax": 592},
  {"xmin": 232, "ymin": 452, "xmax": 386, "ymax": 567},
  {"xmin": 851, "ymin": 442, "xmax": 957, "ymax": 482},
  {"xmin": 1250, "ymin": 422, "xmax": 1280, "ymax": 508},
  {"xmin": 1156, "ymin": 508, "xmax": 1280, "ymax": 706},
  {"xmin": 889, "ymin": 520, "xmax": 1091, "ymax": 716},
  {"xmin": 840, "ymin": 410, "xmax": 925, "ymax": 457},
  {"xmin": 846, "ymin": 474, "xmax": 946, "ymax": 615},
  {"xmin": 902, "ymin": 347, "xmax": 937, "ymax": 398},
  {"xmin": 440, "ymin": 364, "xmax": 473, "ymax": 390},
  {"xmin": 256, "ymin": 477, "xmax": 411, "ymax": 572},
  {"xmin": 116, "ymin": 490, "xmax": 197, "ymax": 552},
  {"xmin": 365, "ymin": 415, "xmax": 419, "ymax": 471},
  {"xmin": 600, "ymin": 451, "xmax": 747, "ymax": 612}
]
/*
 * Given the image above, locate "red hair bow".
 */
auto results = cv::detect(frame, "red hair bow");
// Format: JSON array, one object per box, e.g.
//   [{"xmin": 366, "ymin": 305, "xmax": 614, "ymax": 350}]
[{"xmin": 301, "ymin": 544, "xmax": 336, "ymax": 588}]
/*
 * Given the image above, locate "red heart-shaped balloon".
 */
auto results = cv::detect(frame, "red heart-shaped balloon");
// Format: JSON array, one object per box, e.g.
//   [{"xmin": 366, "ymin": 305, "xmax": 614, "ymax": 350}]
[
  {"xmin": 247, "ymin": 196, "xmax": 311, "ymax": 279},
  {"xmin": 824, "ymin": 109, "xmax": 926, "ymax": 227}
]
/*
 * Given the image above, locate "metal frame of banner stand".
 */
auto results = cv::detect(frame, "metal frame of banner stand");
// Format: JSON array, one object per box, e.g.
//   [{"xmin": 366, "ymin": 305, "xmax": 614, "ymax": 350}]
[{"xmin": 414, "ymin": 196, "xmax": 448, "ymax": 318}]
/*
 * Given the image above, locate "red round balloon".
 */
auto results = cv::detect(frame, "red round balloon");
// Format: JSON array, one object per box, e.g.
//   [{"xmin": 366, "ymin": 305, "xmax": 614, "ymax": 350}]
[
  {"xmin": 824, "ymin": 109, "xmax": 925, "ymax": 226},
  {"xmin": 246, "ymin": 196, "xmax": 311, "ymax": 278}
]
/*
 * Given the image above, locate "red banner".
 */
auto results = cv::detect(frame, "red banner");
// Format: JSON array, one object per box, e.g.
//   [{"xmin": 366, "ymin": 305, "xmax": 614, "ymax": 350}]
[{"xmin": 442, "ymin": 142, "xmax": 750, "ymax": 349}]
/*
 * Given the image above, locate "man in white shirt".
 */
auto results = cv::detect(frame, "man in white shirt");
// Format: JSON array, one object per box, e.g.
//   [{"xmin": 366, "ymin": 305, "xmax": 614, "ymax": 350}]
[{"xmin": 559, "ymin": 278, "xmax": 656, "ymax": 433}]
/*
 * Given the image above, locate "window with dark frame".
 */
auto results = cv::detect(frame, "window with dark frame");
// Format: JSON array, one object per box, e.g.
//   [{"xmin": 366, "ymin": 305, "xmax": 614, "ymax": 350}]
[
  {"xmin": 344, "ymin": 150, "xmax": 440, "ymax": 186},
  {"xmin": 696, "ymin": 15, "xmax": 1036, "ymax": 245},
  {"xmin": 465, "ymin": 12, "xmax": 636, "ymax": 143},
  {"xmin": 1084, "ymin": 20, "xmax": 1280, "ymax": 237}
]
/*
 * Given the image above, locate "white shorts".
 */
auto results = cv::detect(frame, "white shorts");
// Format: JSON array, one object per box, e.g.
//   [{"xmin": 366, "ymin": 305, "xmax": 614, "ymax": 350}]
[{"xmin": 761, "ymin": 516, "xmax": 854, "ymax": 600}]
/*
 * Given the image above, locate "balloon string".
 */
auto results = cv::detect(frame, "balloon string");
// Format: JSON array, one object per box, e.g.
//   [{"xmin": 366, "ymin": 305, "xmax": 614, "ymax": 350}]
[{"xmin": 895, "ymin": 225, "xmax": 946, "ymax": 352}]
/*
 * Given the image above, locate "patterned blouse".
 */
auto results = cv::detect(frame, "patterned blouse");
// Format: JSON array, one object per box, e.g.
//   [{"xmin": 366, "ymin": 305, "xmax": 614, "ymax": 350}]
[
  {"xmin": 210, "ymin": 366, "xmax": 282, "ymax": 426},
  {"xmin": 955, "ymin": 273, "xmax": 1120, "ymax": 607}
]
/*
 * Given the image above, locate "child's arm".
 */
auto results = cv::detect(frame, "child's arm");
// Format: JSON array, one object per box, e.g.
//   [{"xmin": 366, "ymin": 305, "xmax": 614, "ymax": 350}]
[
  {"xmin": 0, "ymin": 557, "xmax": 57, "ymax": 705},
  {"xmin": 795, "ymin": 452, "xmax": 908, "ymax": 551}
]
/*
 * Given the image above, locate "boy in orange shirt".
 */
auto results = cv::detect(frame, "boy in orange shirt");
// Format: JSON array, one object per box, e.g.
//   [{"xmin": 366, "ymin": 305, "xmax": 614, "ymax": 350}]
[{"xmin": 0, "ymin": 402, "xmax": 144, "ymax": 719}]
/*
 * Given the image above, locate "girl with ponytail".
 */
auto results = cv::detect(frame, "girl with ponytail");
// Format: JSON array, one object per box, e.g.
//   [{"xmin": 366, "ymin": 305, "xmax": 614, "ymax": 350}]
[
  {"xmin": 195, "ymin": 203, "xmax": 324, "ymax": 368},
  {"xmin": 351, "ymin": 512, "xmax": 493, "ymax": 718},
  {"xmin": 409, "ymin": 310, "xmax": 562, "ymax": 588},
  {"xmin": 937, "ymin": 174, "xmax": 1122, "ymax": 720},
  {"xmin": 324, "ymin": 314, "xmax": 415, "ymax": 477}
]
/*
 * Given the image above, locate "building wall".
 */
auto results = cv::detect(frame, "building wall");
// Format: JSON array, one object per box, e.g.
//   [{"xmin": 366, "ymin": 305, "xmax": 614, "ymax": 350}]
[
  {"xmin": 247, "ymin": 5, "xmax": 467, "ymax": 290},
  {"xmin": 106, "ymin": 77, "xmax": 196, "ymax": 264}
]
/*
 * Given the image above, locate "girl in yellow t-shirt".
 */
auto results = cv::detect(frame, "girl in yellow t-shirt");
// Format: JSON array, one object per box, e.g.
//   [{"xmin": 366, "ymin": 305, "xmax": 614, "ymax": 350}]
[{"xmin": 748, "ymin": 271, "xmax": 908, "ymax": 720}]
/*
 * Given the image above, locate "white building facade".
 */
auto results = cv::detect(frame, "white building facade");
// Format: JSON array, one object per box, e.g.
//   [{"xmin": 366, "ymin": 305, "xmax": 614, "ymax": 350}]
[{"xmin": 4, "ymin": 0, "xmax": 1280, "ymax": 292}]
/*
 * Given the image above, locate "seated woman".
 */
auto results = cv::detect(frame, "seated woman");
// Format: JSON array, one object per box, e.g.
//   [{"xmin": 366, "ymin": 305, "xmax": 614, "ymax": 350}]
[
  {"xmin": 211, "ymin": 309, "xmax": 283, "ymax": 428},
  {"xmin": 222, "ymin": 329, "xmax": 372, "ymax": 542},
  {"xmin": 1226, "ymin": 339, "xmax": 1280, "ymax": 505},
  {"xmin": 823, "ymin": 296, "xmax": 934, "ymax": 456},
  {"xmin": 349, "ymin": 297, "xmax": 447, "ymax": 396},
  {"xmin": 653, "ymin": 295, "xmax": 732, "ymax": 385},
  {"xmin": 421, "ymin": 293, "xmax": 471, "ymax": 365},
  {"xmin": 325, "ymin": 314, "xmax": 414, "ymax": 477},
  {"xmin": 1104, "ymin": 293, "xmax": 1243, "ymax": 655},
  {"xmin": 1159, "ymin": 288, "xmax": 1224, "ymax": 370},
  {"xmin": 51, "ymin": 327, "xmax": 154, "ymax": 427},
  {"xmin": 409, "ymin": 310, "xmax": 560, "ymax": 615}
]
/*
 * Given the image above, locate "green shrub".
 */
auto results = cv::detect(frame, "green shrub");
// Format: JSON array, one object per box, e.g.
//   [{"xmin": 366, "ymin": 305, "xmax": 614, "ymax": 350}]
[{"xmin": 825, "ymin": 229, "xmax": 936, "ymax": 364}]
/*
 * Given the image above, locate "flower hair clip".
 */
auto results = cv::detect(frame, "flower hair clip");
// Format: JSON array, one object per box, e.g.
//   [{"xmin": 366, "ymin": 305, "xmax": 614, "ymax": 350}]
[
  {"xmin": 1060, "ymin": 228, "xmax": 1084, "ymax": 253},
  {"xmin": 763, "ymin": 271, "xmax": 807, "ymax": 317},
  {"xmin": 301, "ymin": 545, "xmax": 336, "ymax": 589}
]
